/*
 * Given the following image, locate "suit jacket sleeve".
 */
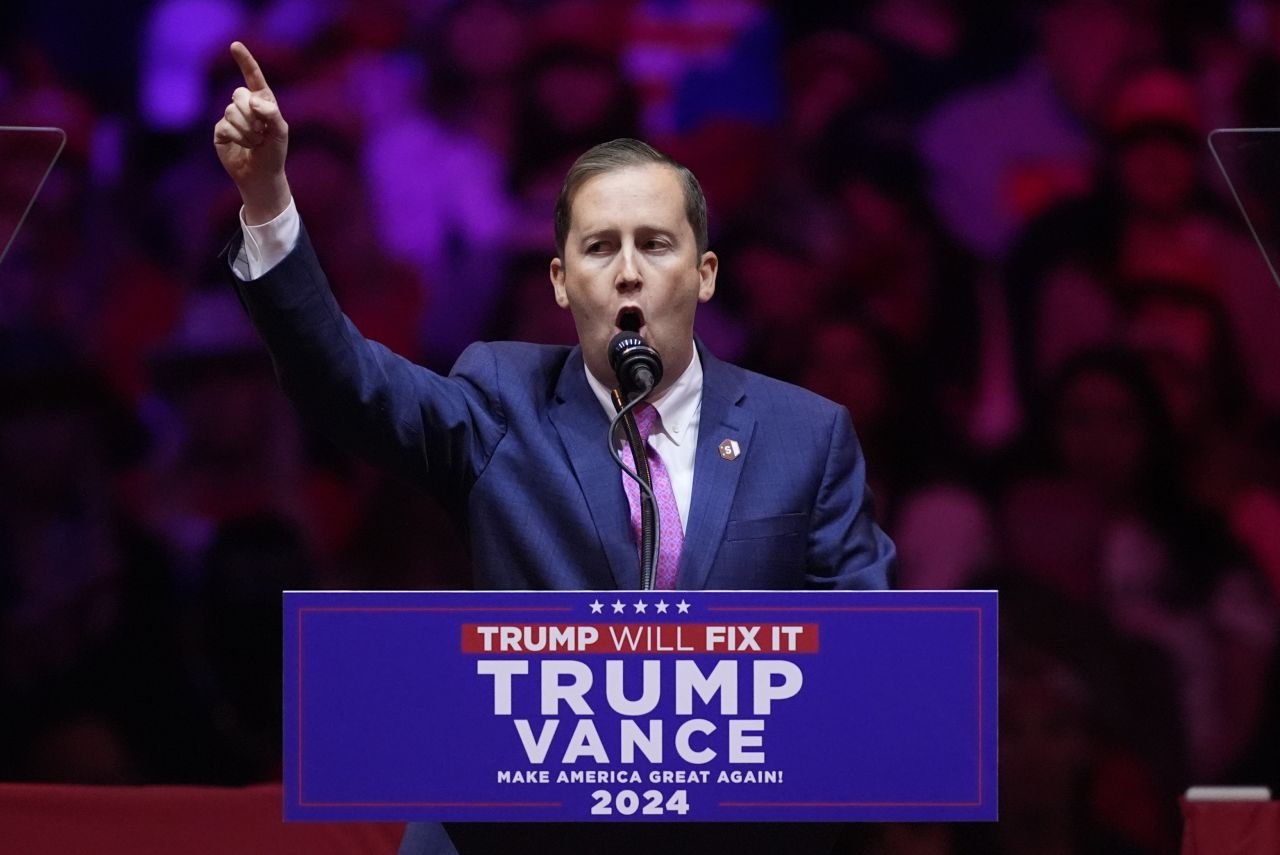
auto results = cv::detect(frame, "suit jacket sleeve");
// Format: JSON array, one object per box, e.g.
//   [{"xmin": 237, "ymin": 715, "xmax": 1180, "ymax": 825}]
[
  {"xmin": 806, "ymin": 405, "xmax": 895, "ymax": 590},
  {"xmin": 224, "ymin": 224, "xmax": 505, "ymax": 499}
]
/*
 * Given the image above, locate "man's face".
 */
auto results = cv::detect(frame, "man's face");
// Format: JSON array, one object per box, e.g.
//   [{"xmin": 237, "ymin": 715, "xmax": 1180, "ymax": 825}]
[{"xmin": 551, "ymin": 163, "xmax": 717, "ymax": 396}]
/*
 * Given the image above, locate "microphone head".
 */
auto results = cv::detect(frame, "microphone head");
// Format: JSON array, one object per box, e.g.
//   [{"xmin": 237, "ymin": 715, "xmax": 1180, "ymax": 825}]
[{"xmin": 609, "ymin": 332, "xmax": 663, "ymax": 398}]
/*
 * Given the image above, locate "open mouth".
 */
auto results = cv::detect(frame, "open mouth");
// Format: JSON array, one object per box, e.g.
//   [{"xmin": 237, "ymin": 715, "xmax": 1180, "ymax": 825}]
[{"xmin": 615, "ymin": 307, "xmax": 645, "ymax": 333}]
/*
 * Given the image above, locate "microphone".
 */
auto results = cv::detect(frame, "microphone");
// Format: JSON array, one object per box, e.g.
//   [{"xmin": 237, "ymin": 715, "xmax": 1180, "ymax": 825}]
[
  {"xmin": 609, "ymin": 332, "xmax": 663, "ymax": 399},
  {"xmin": 606, "ymin": 332, "xmax": 663, "ymax": 589}
]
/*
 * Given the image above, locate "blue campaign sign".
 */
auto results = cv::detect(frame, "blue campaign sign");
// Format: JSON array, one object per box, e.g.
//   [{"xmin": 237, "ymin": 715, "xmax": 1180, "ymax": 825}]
[{"xmin": 283, "ymin": 590, "xmax": 997, "ymax": 822}]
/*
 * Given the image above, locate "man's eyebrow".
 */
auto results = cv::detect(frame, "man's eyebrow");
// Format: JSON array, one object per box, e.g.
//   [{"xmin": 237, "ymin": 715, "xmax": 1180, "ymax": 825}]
[{"xmin": 576, "ymin": 225, "xmax": 681, "ymax": 243}]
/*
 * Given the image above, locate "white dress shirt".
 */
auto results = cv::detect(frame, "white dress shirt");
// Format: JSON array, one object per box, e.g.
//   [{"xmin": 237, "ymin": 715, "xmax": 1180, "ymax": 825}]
[
  {"xmin": 236, "ymin": 202, "xmax": 701, "ymax": 532},
  {"xmin": 234, "ymin": 198, "xmax": 301, "ymax": 280}
]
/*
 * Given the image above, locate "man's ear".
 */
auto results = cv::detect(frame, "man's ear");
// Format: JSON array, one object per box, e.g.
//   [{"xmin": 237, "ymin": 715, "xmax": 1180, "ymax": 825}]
[
  {"xmin": 550, "ymin": 256, "xmax": 569, "ymax": 308},
  {"xmin": 697, "ymin": 251, "xmax": 718, "ymax": 303}
]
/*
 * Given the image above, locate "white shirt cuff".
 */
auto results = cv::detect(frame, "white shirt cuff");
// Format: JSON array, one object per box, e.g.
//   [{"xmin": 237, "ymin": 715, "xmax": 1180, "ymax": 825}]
[{"xmin": 233, "ymin": 197, "xmax": 300, "ymax": 280}]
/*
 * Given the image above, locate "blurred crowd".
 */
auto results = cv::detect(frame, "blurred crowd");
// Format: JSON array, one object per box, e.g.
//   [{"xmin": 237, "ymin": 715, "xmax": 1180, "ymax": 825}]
[{"xmin": 4, "ymin": 0, "xmax": 1280, "ymax": 852}]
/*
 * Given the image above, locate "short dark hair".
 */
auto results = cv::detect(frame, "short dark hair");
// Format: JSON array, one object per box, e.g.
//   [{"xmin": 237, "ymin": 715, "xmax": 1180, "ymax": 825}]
[{"xmin": 553, "ymin": 138, "xmax": 709, "ymax": 259}]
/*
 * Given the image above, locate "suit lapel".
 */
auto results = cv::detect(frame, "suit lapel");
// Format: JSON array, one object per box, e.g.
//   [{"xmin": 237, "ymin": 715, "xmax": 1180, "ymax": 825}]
[
  {"xmin": 548, "ymin": 347, "xmax": 638, "ymax": 590},
  {"xmin": 680, "ymin": 345, "xmax": 754, "ymax": 590}
]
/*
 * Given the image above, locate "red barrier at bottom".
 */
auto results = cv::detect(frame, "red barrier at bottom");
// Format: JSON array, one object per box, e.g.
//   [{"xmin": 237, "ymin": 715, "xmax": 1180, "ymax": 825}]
[
  {"xmin": 1181, "ymin": 798, "xmax": 1280, "ymax": 855},
  {"xmin": 0, "ymin": 782, "xmax": 404, "ymax": 855}
]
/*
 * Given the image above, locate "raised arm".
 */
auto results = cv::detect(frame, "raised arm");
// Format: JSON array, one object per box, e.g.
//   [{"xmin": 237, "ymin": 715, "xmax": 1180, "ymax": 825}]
[{"xmin": 211, "ymin": 43, "xmax": 505, "ymax": 499}]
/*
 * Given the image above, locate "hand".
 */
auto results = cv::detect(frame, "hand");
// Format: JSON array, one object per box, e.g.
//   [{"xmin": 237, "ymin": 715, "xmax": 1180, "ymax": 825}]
[{"xmin": 213, "ymin": 41, "xmax": 291, "ymax": 224}]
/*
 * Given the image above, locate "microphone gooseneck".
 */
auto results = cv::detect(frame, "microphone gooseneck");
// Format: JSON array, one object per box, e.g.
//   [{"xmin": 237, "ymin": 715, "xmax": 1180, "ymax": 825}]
[{"xmin": 609, "ymin": 390, "xmax": 659, "ymax": 589}]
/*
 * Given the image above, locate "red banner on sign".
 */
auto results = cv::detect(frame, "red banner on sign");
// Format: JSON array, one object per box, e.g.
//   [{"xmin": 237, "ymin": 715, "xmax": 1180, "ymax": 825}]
[{"xmin": 460, "ymin": 623, "xmax": 820, "ymax": 654}]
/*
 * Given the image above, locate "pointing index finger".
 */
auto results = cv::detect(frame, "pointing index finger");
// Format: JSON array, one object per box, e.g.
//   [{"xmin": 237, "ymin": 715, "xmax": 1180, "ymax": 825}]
[{"xmin": 230, "ymin": 41, "xmax": 269, "ymax": 92}]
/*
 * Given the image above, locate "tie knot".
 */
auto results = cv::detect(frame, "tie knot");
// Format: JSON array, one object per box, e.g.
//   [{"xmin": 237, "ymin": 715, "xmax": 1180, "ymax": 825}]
[{"xmin": 632, "ymin": 402, "xmax": 660, "ymax": 441}]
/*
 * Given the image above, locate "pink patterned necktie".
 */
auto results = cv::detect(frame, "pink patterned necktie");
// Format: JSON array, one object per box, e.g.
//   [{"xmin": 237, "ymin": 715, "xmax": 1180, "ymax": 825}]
[{"xmin": 620, "ymin": 402, "xmax": 683, "ymax": 589}]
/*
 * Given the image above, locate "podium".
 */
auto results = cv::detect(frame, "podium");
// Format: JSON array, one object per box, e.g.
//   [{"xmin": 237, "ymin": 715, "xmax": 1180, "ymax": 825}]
[{"xmin": 283, "ymin": 589, "xmax": 997, "ymax": 824}]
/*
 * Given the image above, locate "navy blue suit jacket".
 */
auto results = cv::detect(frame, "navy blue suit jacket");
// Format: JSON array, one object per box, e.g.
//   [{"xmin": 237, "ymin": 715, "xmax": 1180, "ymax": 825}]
[
  {"xmin": 229, "ymin": 226, "xmax": 894, "ymax": 854},
  {"xmin": 231, "ymin": 226, "xmax": 895, "ymax": 593}
]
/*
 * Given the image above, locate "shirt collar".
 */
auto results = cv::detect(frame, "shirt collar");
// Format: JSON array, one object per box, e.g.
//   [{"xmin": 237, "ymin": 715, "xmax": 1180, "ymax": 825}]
[{"xmin": 584, "ymin": 347, "xmax": 703, "ymax": 447}]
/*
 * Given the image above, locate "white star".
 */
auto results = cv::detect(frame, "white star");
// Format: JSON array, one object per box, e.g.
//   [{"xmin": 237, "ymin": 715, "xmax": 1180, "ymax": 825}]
[
  {"xmin": 654, "ymin": 600, "xmax": 669, "ymax": 614},
  {"xmin": 589, "ymin": 600, "xmax": 603, "ymax": 614},
  {"xmin": 633, "ymin": 600, "xmax": 648, "ymax": 614},
  {"xmin": 612, "ymin": 599, "xmax": 626, "ymax": 614},
  {"xmin": 676, "ymin": 599, "xmax": 691, "ymax": 614}
]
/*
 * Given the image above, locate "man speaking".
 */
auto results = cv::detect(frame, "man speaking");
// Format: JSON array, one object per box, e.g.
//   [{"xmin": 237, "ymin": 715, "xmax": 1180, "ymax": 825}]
[{"xmin": 215, "ymin": 41, "xmax": 894, "ymax": 855}]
